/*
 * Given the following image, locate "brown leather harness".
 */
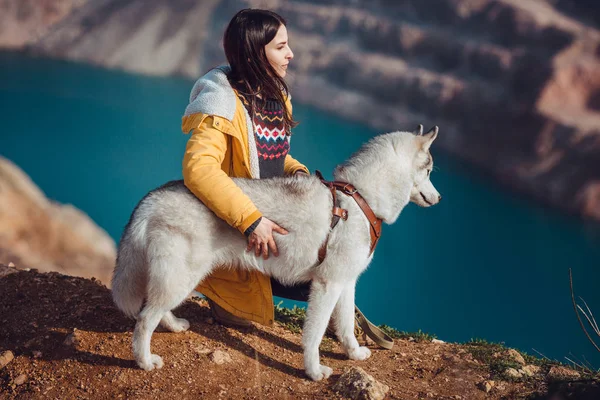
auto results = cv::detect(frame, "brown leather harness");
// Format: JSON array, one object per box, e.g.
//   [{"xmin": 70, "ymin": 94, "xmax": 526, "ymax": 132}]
[{"xmin": 315, "ymin": 170, "xmax": 382, "ymax": 265}]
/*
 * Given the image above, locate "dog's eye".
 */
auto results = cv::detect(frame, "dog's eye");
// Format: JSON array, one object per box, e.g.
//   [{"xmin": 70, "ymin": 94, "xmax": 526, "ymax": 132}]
[{"xmin": 426, "ymin": 169, "xmax": 431, "ymax": 177}]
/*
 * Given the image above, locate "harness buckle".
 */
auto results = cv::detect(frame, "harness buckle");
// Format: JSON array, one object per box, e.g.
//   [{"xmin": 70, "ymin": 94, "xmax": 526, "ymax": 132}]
[{"xmin": 342, "ymin": 184, "xmax": 357, "ymax": 195}]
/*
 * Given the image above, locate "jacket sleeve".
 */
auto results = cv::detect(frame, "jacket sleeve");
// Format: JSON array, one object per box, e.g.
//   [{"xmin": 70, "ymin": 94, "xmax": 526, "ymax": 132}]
[
  {"xmin": 284, "ymin": 154, "xmax": 309, "ymax": 176},
  {"xmin": 282, "ymin": 95, "xmax": 310, "ymax": 176},
  {"xmin": 182, "ymin": 115, "xmax": 262, "ymax": 234}
]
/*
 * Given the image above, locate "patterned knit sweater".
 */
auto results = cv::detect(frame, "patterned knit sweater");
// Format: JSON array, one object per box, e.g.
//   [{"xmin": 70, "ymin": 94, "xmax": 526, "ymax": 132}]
[{"xmin": 239, "ymin": 95, "xmax": 289, "ymax": 179}]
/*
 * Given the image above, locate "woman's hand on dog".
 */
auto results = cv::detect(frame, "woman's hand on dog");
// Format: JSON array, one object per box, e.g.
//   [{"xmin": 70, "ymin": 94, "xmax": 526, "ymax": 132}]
[{"xmin": 246, "ymin": 217, "xmax": 288, "ymax": 259}]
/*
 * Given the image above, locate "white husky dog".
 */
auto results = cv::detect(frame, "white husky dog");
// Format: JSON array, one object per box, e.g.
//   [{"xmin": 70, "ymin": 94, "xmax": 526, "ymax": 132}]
[{"xmin": 111, "ymin": 125, "xmax": 441, "ymax": 381}]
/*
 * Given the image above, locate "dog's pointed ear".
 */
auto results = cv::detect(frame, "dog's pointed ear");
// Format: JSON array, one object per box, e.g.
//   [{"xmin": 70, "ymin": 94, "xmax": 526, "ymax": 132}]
[
  {"xmin": 414, "ymin": 124, "xmax": 423, "ymax": 136},
  {"xmin": 421, "ymin": 126, "xmax": 438, "ymax": 150}
]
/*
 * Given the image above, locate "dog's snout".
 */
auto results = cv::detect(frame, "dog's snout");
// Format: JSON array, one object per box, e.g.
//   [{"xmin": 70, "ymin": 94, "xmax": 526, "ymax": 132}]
[{"xmin": 438, "ymin": 194, "xmax": 442, "ymax": 202}]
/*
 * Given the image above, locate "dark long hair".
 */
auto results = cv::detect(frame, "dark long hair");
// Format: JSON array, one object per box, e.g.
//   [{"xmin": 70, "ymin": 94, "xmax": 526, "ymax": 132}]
[{"xmin": 223, "ymin": 9, "xmax": 298, "ymax": 134}]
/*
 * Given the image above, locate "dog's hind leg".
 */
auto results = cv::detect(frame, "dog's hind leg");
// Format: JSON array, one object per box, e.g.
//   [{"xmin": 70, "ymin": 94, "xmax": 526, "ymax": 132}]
[
  {"xmin": 332, "ymin": 281, "xmax": 371, "ymax": 361},
  {"xmin": 133, "ymin": 275, "xmax": 198, "ymax": 370},
  {"xmin": 132, "ymin": 236, "xmax": 208, "ymax": 371},
  {"xmin": 302, "ymin": 279, "xmax": 344, "ymax": 381},
  {"xmin": 133, "ymin": 304, "xmax": 166, "ymax": 371}
]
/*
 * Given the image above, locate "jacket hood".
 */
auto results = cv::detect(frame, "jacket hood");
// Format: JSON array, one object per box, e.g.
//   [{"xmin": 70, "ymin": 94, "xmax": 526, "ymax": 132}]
[{"xmin": 184, "ymin": 66, "xmax": 236, "ymax": 120}]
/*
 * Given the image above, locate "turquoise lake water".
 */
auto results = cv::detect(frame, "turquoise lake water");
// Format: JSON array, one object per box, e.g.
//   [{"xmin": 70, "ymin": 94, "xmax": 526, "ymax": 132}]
[{"xmin": 1, "ymin": 51, "xmax": 600, "ymax": 367}]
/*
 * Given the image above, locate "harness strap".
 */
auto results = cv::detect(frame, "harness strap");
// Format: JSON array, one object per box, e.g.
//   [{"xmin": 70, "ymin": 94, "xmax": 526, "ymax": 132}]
[
  {"xmin": 317, "ymin": 171, "xmax": 347, "ymax": 263},
  {"xmin": 315, "ymin": 170, "xmax": 382, "ymax": 265}
]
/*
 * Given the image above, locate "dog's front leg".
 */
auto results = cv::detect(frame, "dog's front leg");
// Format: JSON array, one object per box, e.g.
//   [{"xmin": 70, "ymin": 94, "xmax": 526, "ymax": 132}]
[
  {"xmin": 302, "ymin": 279, "xmax": 343, "ymax": 381},
  {"xmin": 333, "ymin": 281, "xmax": 371, "ymax": 361}
]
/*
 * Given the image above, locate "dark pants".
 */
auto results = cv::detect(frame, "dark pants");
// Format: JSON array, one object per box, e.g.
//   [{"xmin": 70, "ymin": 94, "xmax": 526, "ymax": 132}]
[{"xmin": 270, "ymin": 278, "xmax": 311, "ymax": 302}]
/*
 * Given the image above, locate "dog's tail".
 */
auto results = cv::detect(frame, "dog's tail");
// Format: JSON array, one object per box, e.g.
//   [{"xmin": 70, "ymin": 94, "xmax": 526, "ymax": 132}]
[{"xmin": 111, "ymin": 214, "xmax": 148, "ymax": 318}]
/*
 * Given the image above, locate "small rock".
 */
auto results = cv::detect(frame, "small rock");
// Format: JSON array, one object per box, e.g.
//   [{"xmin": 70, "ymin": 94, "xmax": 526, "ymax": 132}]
[
  {"xmin": 432, "ymin": 339, "xmax": 445, "ymax": 344},
  {"xmin": 442, "ymin": 353, "xmax": 461, "ymax": 363},
  {"xmin": 14, "ymin": 374, "xmax": 28, "ymax": 386},
  {"xmin": 0, "ymin": 350, "xmax": 14, "ymax": 369},
  {"xmin": 333, "ymin": 366, "xmax": 389, "ymax": 400},
  {"xmin": 8, "ymin": 262, "xmax": 15, "ymax": 267},
  {"xmin": 478, "ymin": 380, "xmax": 494, "ymax": 393},
  {"xmin": 547, "ymin": 366, "xmax": 581, "ymax": 381},
  {"xmin": 32, "ymin": 351, "xmax": 42, "ymax": 358},
  {"xmin": 520, "ymin": 365, "xmax": 541, "ymax": 377},
  {"xmin": 505, "ymin": 368, "xmax": 523, "ymax": 378},
  {"xmin": 506, "ymin": 349, "xmax": 526, "ymax": 366},
  {"xmin": 209, "ymin": 350, "xmax": 232, "ymax": 365},
  {"xmin": 63, "ymin": 332, "xmax": 80, "ymax": 347},
  {"xmin": 194, "ymin": 346, "xmax": 212, "ymax": 356}
]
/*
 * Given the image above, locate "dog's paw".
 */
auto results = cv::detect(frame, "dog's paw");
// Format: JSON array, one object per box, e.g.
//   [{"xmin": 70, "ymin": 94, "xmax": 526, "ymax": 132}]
[
  {"xmin": 348, "ymin": 346, "xmax": 371, "ymax": 361},
  {"xmin": 161, "ymin": 315, "xmax": 190, "ymax": 332},
  {"xmin": 151, "ymin": 354, "xmax": 164, "ymax": 368},
  {"xmin": 171, "ymin": 317, "xmax": 190, "ymax": 332},
  {"xmin": 138, "ymin": 354, "xmax": 164, "ymax": 371},
  {"xmin": 306, "ymin": 364, "xmax": 333, "ymax": 381}
]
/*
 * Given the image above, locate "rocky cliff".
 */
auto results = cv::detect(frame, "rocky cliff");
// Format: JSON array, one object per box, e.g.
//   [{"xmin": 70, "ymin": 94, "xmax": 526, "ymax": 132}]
[
  {"xmin": 0, "ymin": 157, "xmax": 116, "ymax": 286},
  {"xmin": 2, "ymin": 0, "xmax": 599, "ymax": 221},
  {"xmin": 0, "ymin": 0, "xmax": 87, "ymax": 48}
]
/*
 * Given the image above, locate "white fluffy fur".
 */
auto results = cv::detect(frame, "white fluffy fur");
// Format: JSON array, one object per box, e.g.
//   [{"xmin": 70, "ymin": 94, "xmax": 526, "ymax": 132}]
[{"xmin": 111, "ymin": 127, "xmax": 441, "ymax": 380}]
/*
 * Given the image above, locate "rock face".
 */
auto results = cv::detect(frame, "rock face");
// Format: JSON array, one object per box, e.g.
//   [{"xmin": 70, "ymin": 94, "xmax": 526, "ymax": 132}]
[
  {"xmin": 24, "ymin": 0, "xmax": 222, "ymax": 78},
  {"xmin": 0, "ymin": 156, "xmax": 116, "ymax": 286},
  {"xmin": 0, "ymin": 0, "xmax": 87, "ymax": 48},
  {"xmin": 2, "ymin": 0, "xmax": 600, "ymax": 220}
]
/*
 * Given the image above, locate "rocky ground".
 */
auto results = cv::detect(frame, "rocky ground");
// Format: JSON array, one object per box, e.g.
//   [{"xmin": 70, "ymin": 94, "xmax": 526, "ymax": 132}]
[{"xmin": 1, "ymin": 264, "xmax": 598, "ymax": 400}]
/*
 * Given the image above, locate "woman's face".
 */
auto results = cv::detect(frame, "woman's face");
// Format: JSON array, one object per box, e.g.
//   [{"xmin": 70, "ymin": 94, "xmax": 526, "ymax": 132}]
[{"xmin": 264, "ymin": 24, "xmax": 294, "ymax": 78}]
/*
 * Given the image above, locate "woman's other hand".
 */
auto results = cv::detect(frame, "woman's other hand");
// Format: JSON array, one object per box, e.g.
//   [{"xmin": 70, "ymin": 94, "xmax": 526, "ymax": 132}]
[{"xmin": 246, "ymin": 217, "xmax": 288, "ymax": 259}]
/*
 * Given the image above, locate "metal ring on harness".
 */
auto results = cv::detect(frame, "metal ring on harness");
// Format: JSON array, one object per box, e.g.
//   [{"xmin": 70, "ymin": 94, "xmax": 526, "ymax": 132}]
[{"xmin": 341, "ymin": 184, "xmax": 357, "ymax": 194}]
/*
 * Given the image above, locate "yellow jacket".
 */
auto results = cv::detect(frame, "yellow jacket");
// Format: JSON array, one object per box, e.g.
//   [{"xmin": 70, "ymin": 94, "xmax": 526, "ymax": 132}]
[{"xmin": 181, "ymin": 66, "xmax": 308, "ymax": 325}]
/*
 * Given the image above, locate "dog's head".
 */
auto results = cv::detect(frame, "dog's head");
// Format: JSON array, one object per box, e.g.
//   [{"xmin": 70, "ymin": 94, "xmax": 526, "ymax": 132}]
[
  {"xmin": 333, "ymin": 125, "xmax": 442, "ymax": 223},
  {"xmin": 407, "ymin": 125, "xmax": 441, "ymax": 208}
]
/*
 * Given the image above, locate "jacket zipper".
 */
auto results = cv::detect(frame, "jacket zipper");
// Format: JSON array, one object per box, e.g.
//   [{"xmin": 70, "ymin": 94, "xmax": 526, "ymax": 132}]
[{"xmin": 229, "ymin": 135, "xmax": 234, "ymax": 175}]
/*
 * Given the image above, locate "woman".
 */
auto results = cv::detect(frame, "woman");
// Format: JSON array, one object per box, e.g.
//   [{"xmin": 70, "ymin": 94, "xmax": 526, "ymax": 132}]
[
  {"xmin": 181, "ymin": 8, "xmax": 311, "ymax": 327},
  {"xmin": 181, "ymin": 9, "xmax": 393, "ymax": 350}
]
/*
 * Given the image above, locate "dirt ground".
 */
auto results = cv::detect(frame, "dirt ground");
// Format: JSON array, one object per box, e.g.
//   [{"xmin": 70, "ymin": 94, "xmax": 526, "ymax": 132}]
[{"xmin": 1, "ymin": 266, "xmax": 598, "ymax": 399}]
